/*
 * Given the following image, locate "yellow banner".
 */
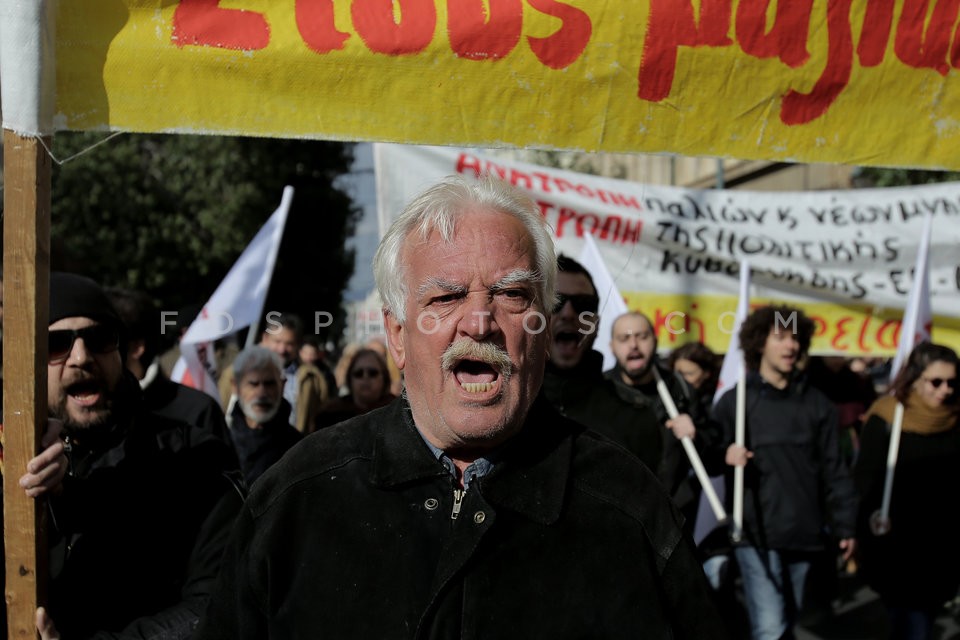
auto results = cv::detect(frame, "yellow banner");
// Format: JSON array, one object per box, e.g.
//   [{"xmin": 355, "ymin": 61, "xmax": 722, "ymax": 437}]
[
  {"xmin": 625, "ymin": 292, "xmax": 960, "ymax": 357},
  {"xmin": 56, "ymin": 1, "xmax": 960, "ymax": 169}
]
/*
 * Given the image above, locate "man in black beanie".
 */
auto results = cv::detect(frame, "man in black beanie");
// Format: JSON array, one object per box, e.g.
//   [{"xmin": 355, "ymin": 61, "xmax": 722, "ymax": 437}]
[{"xmin": 13, "ymin": 272, "xmax": 243, "ymax": 640}]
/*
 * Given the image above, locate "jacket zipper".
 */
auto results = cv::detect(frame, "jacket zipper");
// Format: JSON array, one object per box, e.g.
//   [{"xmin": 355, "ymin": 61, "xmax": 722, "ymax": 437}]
[
  {"xmin": 451, "ymin": 488, "xmax": 464, "ymax": 520},
  {"xmin": 62, "ymin": 435, "xmax": 75, "ymax": 477}
]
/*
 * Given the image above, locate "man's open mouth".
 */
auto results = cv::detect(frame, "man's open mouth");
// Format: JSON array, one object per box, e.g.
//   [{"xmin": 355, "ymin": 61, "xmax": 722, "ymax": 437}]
[
  {"xmin": 66, "ymin": 379, "xmax": 103, "ymax": 407},
  {"xmin": 453, "ymin": 359, "xmax": 500, "ymax": 394},
  {"xmin": 553, "ymin": 331, "xmax": 581, "ymax": 346}
]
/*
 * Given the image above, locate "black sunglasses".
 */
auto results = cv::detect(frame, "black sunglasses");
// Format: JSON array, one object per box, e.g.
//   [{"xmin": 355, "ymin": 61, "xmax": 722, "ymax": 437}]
[
  {"xmin": 553, "ymin": 293, "xmax": 599, "ymax": 315},
  {"xmin": 351, "ymin": 367, "xmax": 382, "ymax": 380},
  {"xmin": 48, "ymin": 325, "xmax": 120, "ymax": 364},
  {"xmin": 923, "ymin": 376, "xmax": 957, "ymax": 390}
]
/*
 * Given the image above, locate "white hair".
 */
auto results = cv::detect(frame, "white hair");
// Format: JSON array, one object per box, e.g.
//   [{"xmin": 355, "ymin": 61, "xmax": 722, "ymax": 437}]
[
  {"xmin": 373, "ymin": 175, "xmax": 557, "ymax": 324},
  {"xmin": 232, "ymin": 346, "xmax": 283, "ymax": 380}
]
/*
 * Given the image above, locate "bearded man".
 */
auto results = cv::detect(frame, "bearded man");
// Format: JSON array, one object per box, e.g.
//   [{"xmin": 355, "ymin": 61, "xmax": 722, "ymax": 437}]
[
  {"xmin": 16, "ymin": 272, "xmax": 241, "ymax": 640},
  {"xmin": 227, "ymin": 346, "xmax": 303, "ymax": 486}
]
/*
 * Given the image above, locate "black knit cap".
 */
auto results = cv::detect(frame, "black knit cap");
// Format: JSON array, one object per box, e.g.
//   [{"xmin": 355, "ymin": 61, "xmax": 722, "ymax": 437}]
[{"xmin": 49, "ymin": 272, "xmax": 123, "ymax": 330}]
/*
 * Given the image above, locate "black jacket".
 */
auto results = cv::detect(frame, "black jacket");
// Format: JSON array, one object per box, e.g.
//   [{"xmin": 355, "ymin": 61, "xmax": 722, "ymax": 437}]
[
  {"xmin": 713, "ymin": 372, "xmax": 857, "ymax": 550},
  {"xmin": 34, "ymin": 374, "xmax": 242, "ymax": 639},
  {"xmin": 855, "ymin": 413, "xmax": 960, "ymax": 608},
  {"xmin": 604, "ymin": 363, "xmax": 723, "ymax": 515},
  {"xmin": 196, "ymin": 396, "xmax": 727, "ymax": 640},
  {"xmin": 228, "ymin": 399, "xmax": 303, "ymax": 487},
  {"xmin": 143, "ymin": 371, "xmax": 236, "ymax": 454},
  {"xmin": 542, "ymin": 350, "xmax": 662, "ymax": 472}
]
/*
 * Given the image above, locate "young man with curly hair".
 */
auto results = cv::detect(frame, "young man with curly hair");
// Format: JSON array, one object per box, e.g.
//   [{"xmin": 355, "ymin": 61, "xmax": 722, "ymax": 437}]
[{"xmin": 715, "ymin": 305, "xmax": 857, "ymax": 640}]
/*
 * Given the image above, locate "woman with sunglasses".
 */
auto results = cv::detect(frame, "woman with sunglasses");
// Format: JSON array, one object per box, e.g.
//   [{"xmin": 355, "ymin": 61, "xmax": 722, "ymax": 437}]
[
  {"xmin": 312, "ymin": 348, "xmax": 396, "ymax": 432},
  {"xmin": 855, "ymin": 341, "xmax": 960, "ymax": 640}
]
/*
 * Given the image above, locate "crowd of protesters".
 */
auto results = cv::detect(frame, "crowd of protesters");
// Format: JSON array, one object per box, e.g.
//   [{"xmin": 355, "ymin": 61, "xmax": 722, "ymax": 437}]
[{"xmin": 4, "ymin": 176, "xmax": 959, "ymax": 640}]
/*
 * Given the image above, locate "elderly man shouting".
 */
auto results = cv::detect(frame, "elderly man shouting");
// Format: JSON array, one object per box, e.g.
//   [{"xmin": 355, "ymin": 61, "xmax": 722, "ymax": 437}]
[{"xmin": 197, "ymin": 176, "xmax": 724, "ymax": 639}]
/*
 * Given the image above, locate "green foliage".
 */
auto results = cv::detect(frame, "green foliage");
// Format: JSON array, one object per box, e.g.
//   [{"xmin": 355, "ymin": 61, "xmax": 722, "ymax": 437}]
[
  {"xmin": 854, "ymin": 167, "xmax": 960, "ymax": 188},
  {"xmin": 47, "ymin": 132, "xmax": 359, "ymax": 339}
]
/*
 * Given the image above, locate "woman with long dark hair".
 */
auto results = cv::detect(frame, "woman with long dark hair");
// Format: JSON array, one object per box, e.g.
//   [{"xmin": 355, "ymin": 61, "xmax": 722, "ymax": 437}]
[{"xmin": 855, "ymin": 342, "xmax": 960, "ymax": 640}]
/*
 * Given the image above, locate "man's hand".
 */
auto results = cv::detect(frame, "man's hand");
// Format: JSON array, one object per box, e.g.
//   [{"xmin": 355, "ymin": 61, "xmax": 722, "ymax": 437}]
[
  {"xmin": 36, "ymin": 606, "xmax": 61, "ymax": 640},
  {"xmin": 665, "ymin": 414, "xmax": 696, "ymax": 440},
  {"xmin": 839, "ymin": 537, "xmax": 857, "ymax": 563},
  {"xmin": 19, "ymin": 419, "xmax": 67, "ymax": 498},
  {"xmin": 725, "ymin": 444, "xmax": 753, "ymax": 467}
]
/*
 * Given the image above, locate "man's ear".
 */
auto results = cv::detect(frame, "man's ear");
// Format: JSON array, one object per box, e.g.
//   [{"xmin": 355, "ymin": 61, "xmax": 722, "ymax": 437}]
[
  {"xmin": 383, "ymin": 309, "xmax": 406, "ymax": 370},
  {"xmin": 128, "ymin": 338, "xmax": 147, "ymax": 362}
]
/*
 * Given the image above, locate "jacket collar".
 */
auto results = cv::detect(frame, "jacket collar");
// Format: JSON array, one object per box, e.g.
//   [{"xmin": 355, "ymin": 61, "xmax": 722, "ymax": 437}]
[
  {"xmin": 371, "ymin": 395, "xmax": 571, "ymax": 525},
  {"xmin": 371, "ymin": 399, "xmax": 454, "ymax": 487}
]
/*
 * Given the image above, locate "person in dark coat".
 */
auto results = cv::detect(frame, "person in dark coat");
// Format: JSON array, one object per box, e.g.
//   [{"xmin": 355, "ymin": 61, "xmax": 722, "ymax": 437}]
[
  {"xmin": 855, "ymin": 341, "xmax": 960, "ymax": 640},
  {"xmin": 542, "ymin": 255, "xmax": 662, "ymax": 472},
  {"xmin": 227, "ymin": 346, "xmax": 303, "ymax": 487},
  {"xmin": 196, "ymin": 176, "xmax": 725, "ymax": 640},
  {"xmin": 604, "ymin": 311, "xmax": 721, "ymax": 527},
  {"xmin": 105, "ymin": 286, "xmax": 236, "ymax": 454},
  {"xmin": 14, "ymin": 272, "xmax": 242, "ymax": 640},
  {"xmin": 717, "ymin": 305, "xmax": 857, "ymax": 640}
]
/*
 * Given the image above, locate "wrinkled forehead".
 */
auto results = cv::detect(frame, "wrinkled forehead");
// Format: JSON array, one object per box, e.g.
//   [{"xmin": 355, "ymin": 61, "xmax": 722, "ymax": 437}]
[{"xmin": 402, "ymin": 215, "xmax": 538, "ymax": 280}]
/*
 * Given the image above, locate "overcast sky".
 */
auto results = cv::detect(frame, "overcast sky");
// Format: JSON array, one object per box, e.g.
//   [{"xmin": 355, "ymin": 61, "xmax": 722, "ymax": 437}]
[{"xmin": 337, "ymin": 143, "xmax": 378, "ymax": 302}]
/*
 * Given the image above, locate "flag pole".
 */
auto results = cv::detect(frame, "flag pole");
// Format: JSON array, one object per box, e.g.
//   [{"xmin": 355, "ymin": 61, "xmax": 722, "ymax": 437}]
[
  {"xmin": 718, "ymin": 259, "xmax": 751, "ymax": 543},
  {"xmin": 731, "ymin": 361, "xmax": 746, "ymax": 542},
  {"xmin": 652, "ymin": 367, "xmax": 727, "ymax": 522},
  {"xmin": 871, "ymin": 402, "xmax": 904, "ymax": 535},
  {"xmin": 872, "ymin": 212, "xmax": 932, "ymax": 536}
]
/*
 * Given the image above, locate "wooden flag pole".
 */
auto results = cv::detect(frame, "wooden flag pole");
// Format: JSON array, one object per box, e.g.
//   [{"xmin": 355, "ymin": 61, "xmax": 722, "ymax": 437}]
[{"xmin": 3, "ymin": 128, "xmax": 51, "ymax": 639}]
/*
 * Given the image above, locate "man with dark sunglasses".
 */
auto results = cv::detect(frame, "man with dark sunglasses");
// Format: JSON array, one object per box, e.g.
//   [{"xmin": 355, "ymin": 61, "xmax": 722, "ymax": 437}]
[
  {"xmin": 12, "ymin": 272, "xmax": 242, "ymax": 640},
  {"xmin": 541, "ymin": 255, "xmax": 662, "ymax": 471}
]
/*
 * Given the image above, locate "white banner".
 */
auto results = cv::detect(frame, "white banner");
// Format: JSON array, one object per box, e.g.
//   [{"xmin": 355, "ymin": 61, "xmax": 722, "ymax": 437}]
[
  {"xmin": 0, "ymin": 0, "xmax": 56, "ymax": 135},
  {"xmin": 374, "ymin": 144, "xmax": 960, "ymax": 356}
]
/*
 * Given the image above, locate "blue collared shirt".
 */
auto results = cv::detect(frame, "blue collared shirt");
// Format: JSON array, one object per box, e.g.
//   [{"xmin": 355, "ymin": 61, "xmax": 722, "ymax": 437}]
[{"xmin": 418, "ymin": 433, "xmax": 495, "ymax": 490}]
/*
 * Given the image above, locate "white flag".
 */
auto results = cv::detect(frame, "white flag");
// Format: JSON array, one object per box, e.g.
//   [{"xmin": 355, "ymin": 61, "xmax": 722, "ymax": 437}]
[
  {"xmin": 577, "ymin": 233, "xmax": 628, "ymax": 370},
  {"xmin": 889, "ymin": 212, "xmax": 933, "ymax": 384},
  {"xmin": 171, "ymin": 186, "xmax": 294, "ymax": 399},
  {"xmin": 713, "ymin": 260, "xmax": 751, "ymax": 406}
]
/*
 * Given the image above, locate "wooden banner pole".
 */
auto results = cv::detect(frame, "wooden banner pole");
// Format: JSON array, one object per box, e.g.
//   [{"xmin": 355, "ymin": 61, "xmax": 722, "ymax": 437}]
[{"xmin": 3, "ymin": 128, "xmax": 51, "ymax": 639}]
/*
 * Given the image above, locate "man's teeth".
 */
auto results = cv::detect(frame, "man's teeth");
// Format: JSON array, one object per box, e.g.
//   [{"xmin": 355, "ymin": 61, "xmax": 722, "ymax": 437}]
[{"xmin": 463, "ymin": 382, "xmax": 494, "ymax": 393}]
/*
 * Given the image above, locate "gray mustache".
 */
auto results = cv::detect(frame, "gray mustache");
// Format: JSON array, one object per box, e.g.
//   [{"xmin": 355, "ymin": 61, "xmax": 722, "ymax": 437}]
[{"xmin": 441, "ymin": 341, "xmax": 513, "ymax": 381}]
